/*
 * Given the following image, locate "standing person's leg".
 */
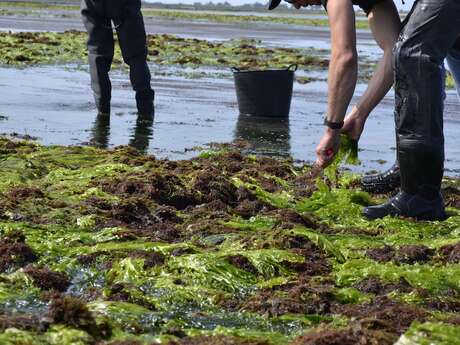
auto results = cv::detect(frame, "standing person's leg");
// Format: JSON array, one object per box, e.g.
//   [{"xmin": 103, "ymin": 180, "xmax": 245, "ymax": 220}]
[
  {"xmin": 364, "ymin": 0, "xmax": 460, "ymax": 220},
  {"xmin": 81, "ymin": 0, "xmax": 114, "ymax": 114},
  {"xmin": 446, "ymin": 37, "xmax": 460, "ymax": 102},
  {"xmin": 114, "ymin": 1, "xmax": 154, "ymax": 116}
]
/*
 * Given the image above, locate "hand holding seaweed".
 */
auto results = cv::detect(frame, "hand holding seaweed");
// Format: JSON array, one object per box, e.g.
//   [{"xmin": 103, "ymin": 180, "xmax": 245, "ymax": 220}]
[
  {"xmin": 309, "ymin": 134, "xmax": 359, "ymax": 180},
  {"xmin": 337, "ymin": 134, "xmax": 359, "ymax": 165}
]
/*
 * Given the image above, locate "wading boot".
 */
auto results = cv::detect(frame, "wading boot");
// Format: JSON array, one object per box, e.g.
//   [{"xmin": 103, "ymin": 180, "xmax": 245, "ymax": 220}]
[
  {"xmin": 362, "ymin": 191, "xmax": 446, "ymax": 221},
  {"xmin": 136, "ymin": 89, "xmax": 155, "ymax": 118},
  {"xmin": 361, "ymin": 162, "xmax": 400, "ymax": 194}
]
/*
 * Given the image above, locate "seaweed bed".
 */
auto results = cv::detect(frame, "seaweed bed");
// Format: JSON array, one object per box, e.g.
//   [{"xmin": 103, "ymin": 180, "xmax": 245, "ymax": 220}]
[
  {"xmin": 0, "ymin": 137, "xmax": 460, "ymax": 344},
  {"xmin": 0, "ymin": 31, "xmax": 328, "ymax": 71}
]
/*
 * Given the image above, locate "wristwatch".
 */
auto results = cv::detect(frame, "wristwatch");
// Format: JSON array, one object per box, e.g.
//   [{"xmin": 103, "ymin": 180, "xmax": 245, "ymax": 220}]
[{"xmin": 324, "ymin": 116, "xmax": 344, "ymax": 130}]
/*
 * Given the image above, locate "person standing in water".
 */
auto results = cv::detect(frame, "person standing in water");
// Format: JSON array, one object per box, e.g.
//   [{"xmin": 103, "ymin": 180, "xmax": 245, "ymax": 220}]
[{"xmin": 81, "ymin": 0, "xmax": 155, "ymax": 117}]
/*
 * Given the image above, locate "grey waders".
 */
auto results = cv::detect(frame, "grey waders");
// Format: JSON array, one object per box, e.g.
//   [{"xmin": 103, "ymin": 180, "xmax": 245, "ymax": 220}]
[{"xmin": 81, "ymin": 0, "xmax": 154, "ymax": 115}]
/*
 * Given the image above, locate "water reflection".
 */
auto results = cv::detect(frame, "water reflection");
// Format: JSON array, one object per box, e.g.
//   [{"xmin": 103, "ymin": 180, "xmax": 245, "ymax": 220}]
[
  {"xmin": 90, "ymin": 113, "xmax": 111, "ymax": 149},
  {"xmin": 90, "ymin": 113, "xmax": 154, "ymax": 153},
  {"xmin": 234, "ymin": 114, "xmax": 291, "ymax": 157},
  {"xmin": 129, "ymin": 113, "xmax": 154, "ymax": 154}
]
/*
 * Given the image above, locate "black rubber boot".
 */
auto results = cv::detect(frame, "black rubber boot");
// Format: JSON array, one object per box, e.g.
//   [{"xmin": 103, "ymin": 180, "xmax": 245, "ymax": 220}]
[
  {"xmin": 136, "ymin": 89, "xmax": 155, "ymax": 117},
  {"xmin": 361, "ymin": 162, "xmax": 400, "ymax": 194},
  {"xmin": 362, "ymin": 191, "xmax": 446, "ymax": 221}
]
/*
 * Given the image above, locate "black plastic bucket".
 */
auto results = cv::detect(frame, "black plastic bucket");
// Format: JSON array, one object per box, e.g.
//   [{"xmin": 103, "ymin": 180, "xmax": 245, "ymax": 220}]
[{"xmin": 233, "ymin": 65, "xmax": 297, "ymax": 118}]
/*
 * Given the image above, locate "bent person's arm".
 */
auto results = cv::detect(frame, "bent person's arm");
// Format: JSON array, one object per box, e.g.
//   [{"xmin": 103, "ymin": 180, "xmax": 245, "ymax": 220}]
[
  {"xmin": 314, "ymin": 0, "xmax": 357, "ymax": 168},
  {"xmin": 325, "ymin": 0, "xmax": 358, "ymax": 124},
  {"xmin": 343, "ymin": 0, "xmax": 401, "ymax": 140}
]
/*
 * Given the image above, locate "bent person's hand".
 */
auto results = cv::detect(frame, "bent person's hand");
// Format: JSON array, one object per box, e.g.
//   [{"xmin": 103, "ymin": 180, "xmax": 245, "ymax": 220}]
[
  {"xmin": 292, "ymin": 0, "xmax": 323, "ymax": 9},
  {"xmin": 342, "ymin": 111, "xmax": 366, "ymax": 141},
  {"xmin": 315, "ymin": 128, "xmax": 341, "ymax": 169}
]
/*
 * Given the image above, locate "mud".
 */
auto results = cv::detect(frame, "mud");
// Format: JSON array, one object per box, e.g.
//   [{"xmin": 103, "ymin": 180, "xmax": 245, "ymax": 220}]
[
  {"xmin": 0, "ymin": 230, "xmax": 37, "ymax": 273},
  {"xmin": 23, "ymin": 266, "xmax": 70, "ymax": 292}
]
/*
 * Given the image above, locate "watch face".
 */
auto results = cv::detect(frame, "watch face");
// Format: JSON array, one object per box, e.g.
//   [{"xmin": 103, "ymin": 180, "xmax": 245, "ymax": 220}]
[{"xmin": 268, "ymin": 0, "xmax": 282, "ymax": 10}]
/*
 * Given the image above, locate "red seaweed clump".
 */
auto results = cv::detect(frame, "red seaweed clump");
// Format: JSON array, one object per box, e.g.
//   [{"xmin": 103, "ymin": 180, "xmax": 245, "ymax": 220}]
[
  {"xmin": 0, "ymin": 230, "xmax": 37, "ymax": 273},
  {"xmin": 23, "ymin": 266, "xmax": 71, "ymax": 292},
  {"xmin": 0, "ymin": 312, "xmax": 41, "ymax": 332},
  {"xmin": 7, "ymin": 186, "xmax": 44, "ymax": 202},
  {"xmin": 226, "ymin": 255, "xmax": 258, "ymax": 275},
  {"xmin": 166, "ymin": 335, "xmax": 270, "ymax": 345},
  {"xmin": 367, "ymin": 245, "xmax": 434, "ymax": 265},
  {"xmin": 191, "ymin": 169, "xmax": 237, "ymax": 205},
  {"xmin": 439, "ymin": 242, "xmax": 460, "ymax": 263},
  {"xmin": 48, "ymin": 296, "xmax": 111, "ymax": 339},
  {"xmin": 237, "ymin": 277, "xmax": 334, "ymax": 317},
  {"xmin": 353, "ymin": 277, "xmax": 413, "ymax": 295},
  {"xmin": 290, "ymin": 325, "xmax": 397, "ymax": 345},
  {"xmin": 332, "ymin": 296, "xmax": 427, "ymax": 334}
]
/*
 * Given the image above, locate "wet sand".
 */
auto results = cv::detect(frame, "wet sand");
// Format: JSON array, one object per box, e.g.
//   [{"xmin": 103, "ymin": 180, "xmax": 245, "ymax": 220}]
[
  {"xmin": 0, "ymin": 14, "xmax": 375, "ymax": 47},
  {"xmin": 1, "ymin": 64, "xmax": 459, "ymax": 175},
  {"xmin": 0, "ymin": 13, "xmax": 459, "ymax": 175}
]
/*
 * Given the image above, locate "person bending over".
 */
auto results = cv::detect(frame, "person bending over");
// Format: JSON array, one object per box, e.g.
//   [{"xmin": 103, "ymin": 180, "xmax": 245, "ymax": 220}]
[
  {"xmin": 269, "ymin": 0, "xmax": 401, "ymax": 183},
  {"xmin": 314, "ymin": 0, "xmax": 460, "ymax": 221}
]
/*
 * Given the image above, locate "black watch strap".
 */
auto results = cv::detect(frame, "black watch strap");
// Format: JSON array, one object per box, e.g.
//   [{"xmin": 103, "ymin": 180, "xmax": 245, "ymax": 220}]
[{"xmin": 324, "ymin": 117, "xmax": 344, "ymax": 130}]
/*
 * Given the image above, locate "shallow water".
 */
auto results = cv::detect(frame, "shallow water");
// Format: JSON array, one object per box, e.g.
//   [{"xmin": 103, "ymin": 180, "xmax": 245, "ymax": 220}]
[{"xmin": 1, "ymin": 64, "xmax": 459, "ymax": 176}]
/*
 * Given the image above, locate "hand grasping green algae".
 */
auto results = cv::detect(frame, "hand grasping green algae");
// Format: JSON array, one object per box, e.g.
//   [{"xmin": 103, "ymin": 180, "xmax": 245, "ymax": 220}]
[
  {"xmin": 307, "ymin": 134, "xmax": 359, "ymax": 180},
  {"xmin": 337, "ymin": 134, "xmax": 359, "ymax": 166}
]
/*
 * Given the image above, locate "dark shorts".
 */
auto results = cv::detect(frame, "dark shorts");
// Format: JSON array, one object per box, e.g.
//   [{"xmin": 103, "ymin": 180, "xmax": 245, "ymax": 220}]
[{"xmin": 321, "ymin": 0, "xmax": 386, "ymax": 15}]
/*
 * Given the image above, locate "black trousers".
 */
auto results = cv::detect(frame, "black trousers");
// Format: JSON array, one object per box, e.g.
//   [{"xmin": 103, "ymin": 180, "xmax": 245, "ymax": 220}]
[
  {"xmin": 81, "ymin": 0, "xmax": 154, "ymax": 114},
  {"xmin": 394, "ymin": 0, "xmax": 460, "ymax": 199}
]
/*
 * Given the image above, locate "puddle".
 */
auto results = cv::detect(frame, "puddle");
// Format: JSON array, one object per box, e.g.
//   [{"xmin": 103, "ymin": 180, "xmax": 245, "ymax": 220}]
[{"xmin": 1, "ymin": 64, "xmax": 459, "ymax": 176}]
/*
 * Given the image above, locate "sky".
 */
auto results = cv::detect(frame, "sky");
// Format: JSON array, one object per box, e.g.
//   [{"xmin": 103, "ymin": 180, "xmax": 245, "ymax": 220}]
[{"xmin": 153, "ymin": 0, "xmax": 413, "ymax": 11}]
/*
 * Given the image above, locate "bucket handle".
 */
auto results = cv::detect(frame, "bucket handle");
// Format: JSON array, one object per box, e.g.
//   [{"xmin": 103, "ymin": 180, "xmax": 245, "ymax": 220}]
[{"xmin": 232, "ymin": 65, "xmax": 297, "ymax": 72}]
